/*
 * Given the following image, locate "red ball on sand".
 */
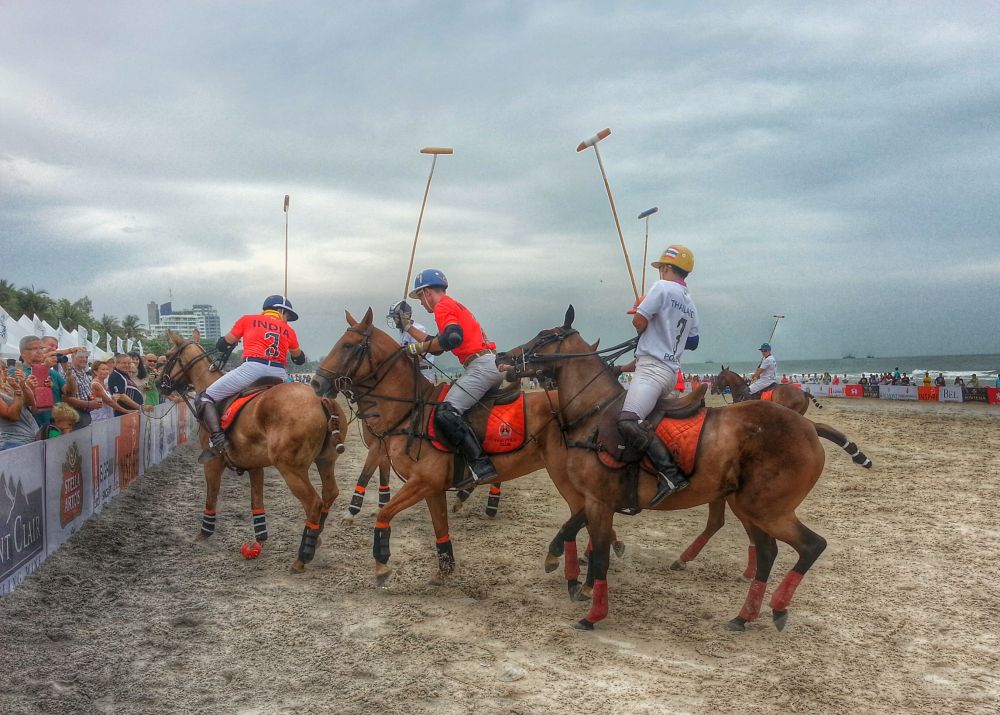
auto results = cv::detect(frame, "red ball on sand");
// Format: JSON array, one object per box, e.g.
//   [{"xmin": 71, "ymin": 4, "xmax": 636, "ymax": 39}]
[{"xmin": 241, "ymin": 542, "xmax": 263, "ymax": 559}]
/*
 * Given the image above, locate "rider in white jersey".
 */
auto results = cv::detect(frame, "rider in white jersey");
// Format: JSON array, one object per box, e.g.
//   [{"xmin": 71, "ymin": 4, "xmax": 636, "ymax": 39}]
[
  {"xmin": 388, "ymin": 301, "xmax": 435, "ymax": 383},
  {"xmin": 618, "ymin": 245, "xmax": 700, "ymax": 507},
  {"xmin": 748, "ymin": 343, "xmax": 777, "ymax": 395}
]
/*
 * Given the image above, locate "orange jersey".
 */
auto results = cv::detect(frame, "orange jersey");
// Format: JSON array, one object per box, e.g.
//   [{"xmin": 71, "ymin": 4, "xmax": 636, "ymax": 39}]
[
  {"xmin": 231, "ymin": 312, "xmax": 299, "ymax": 363},
  {"xmin": 433, "ymin": 295, "xmax": 495, "ymax": 364}
]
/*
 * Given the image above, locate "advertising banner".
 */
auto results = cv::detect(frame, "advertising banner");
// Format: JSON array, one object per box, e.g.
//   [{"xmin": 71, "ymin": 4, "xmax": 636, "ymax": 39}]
[
  {"xmin": 155, "ymin": 403, "xmax": 178, "ymax": 460},
  {"xmin": 987, "ymin": 388, "xmax": 1000, "ymax": 405},
  {"xmin": 0, "ymin": 442, "xmax": 46, "ymax": 595},
  {"xmin": 964, "ymin": 387, "xmax": 989, "ymax": 403},
  {"xmin": 177, "ymin": 402, "xmax": 189, "ymax": 446},
  {"xmin": 116, "ymin": 412, "xmax": 140, "ymax": 492},
  {"xmin": 90, "ymin": 418, "xmax": 120, "ymax": 513},
  {"xmin": 141, "ymin": 409, "xmax": 159, "ymax": 474},
  {"xmin": 879, "ymin": 385, "xmax": 919, "ymax": 401},
  {"xmin": 44, "ymin": 427, "xmax": 94, "ymax": 556},
  {"xmin": 917, "ymin": 387, "xmax": 939, "ymax": 402},
  {"xmin": 863, "ymin": 386, "xmax": 880, "ymax": 398},
  {"xmin": 938, "ymin": 386, "xmax": 964, "ymax": 403},
  {"xmin": 843, "ymin": 385, "xmax": 863, "ymax": 398}
]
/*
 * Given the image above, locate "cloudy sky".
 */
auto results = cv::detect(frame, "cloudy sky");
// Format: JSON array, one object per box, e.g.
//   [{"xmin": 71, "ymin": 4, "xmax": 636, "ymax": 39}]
[{"xmin": 2, "ymin": 1, "xmax": 999, "ymax": 361}]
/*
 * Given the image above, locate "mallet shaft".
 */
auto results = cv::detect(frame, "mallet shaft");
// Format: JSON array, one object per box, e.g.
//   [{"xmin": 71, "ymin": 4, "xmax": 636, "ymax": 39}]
[
  {"xmin": 593, "ymin": 144, "xmax": 638, "ymax": 300},
  {"xmin": 404, "ymin": 155, "xmax": 438, "ymax": 298}
]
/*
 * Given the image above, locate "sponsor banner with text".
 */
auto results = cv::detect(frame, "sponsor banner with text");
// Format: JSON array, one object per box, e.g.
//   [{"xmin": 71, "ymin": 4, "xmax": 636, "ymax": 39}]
[
  {"xmin": 0, "ymin": 442, "xmax": 46, "ymax": 595},
  {"xmin": 988, "ymin": 388, "xmax": 1000, "ymax": 405},
  {"xmin": 44, "ymin": 426, "xmax": 94, "ymax": 556},
  {"xmin": 879, "ymin": 385, "xmax": 919, "ymax": 401},
  {"xmin": 938, "ymin": 386, "xmax": 964, "ymax": 403},
  {"xmin": 917, "ymin": 387, "xmax": 939, "ymax": 402},
  {"xmin": 90, "ymin": 419, "xmax": 121, "ymax": 514},
  {"xmin": 843, "ymin": 385, "xmax": 863, "ymax": 398},
  {"xmin": 963, "ymin": 387, "xmax": 989, "ymax": 403}
]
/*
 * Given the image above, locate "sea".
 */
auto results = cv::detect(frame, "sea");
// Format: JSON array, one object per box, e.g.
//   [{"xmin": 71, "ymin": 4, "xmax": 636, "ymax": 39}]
[{"xmin": 681, "ymin": 353, "xmax": 1000, "ymax": 383}]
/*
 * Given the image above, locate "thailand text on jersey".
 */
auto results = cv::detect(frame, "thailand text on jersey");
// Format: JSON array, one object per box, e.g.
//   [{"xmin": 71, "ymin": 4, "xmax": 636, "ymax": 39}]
[
  {"xmin": 635, "ymin": 278, "xmax": 699, "ymax": 370},
  {"xmin": 231, "ymin": 311, "xmax": 300, "ymax": 364},
  {"xmin": 433, "ymin": 295, "xmax": 496, "ymax": 364}
]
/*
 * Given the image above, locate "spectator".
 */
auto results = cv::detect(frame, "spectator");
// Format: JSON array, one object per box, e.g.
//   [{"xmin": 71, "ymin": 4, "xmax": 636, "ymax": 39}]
[
  {"xmin": 934, "ymin": 372, "xmax": 946, "ymax": 387},
  {"xmin": 832, "ymin": 375, "xmax": 840, "ymax": 385},
  {"xmin": 995, "ymin": 372, "xmax": 1000, "ymax": 388},
  {"xmin": 901, "ymin": 373, "xmax": 911, "ymax": 386},
  {"xmin": 63, "ymin": 349, "xmax": 102, "ymax": 428},
  {"xmin": 780, "ymin": 374, "xmax": 789, "ymax": 384},
  {"xmin": 969, "ymin": 374, "xmax": 980, "ymax": 388},
  {"xmin": 108, "ymin": 354, "xmax": 144, "ymax": 412},
  {"xmin": 953, "ymin": 376, "xmax": 965, "ymax": 387},
  {"xmin": 138, "ymin": 352, "xmax": 161, "ymax": 405},
  {"xmin": 893, "ymin": 367, "xmax": 901, "ymax": 381},
  {"xmin": 859, "ymin": 375, "xmax": 869, "ymax": 385},
  {"xmin": 821, "ymin": 372, "xmax": 832, "ymax": 385},
  {"xmin": 90, "ymin": 360, "xmax": 127, "ymax": 420},
  {"xmin": 10, "ymin": 335, "xmax": 62, "ymax": 428},
  {"xmin": 1, "ymin": 372, "xmax": 38, "ymax": 450},
  {"xmin": 922, "ymin": 371, "xmax": 933, "ymax": 387},
  {"xmin": 38, "ymin": 403, "xmax": 79, "ymax": 440}
]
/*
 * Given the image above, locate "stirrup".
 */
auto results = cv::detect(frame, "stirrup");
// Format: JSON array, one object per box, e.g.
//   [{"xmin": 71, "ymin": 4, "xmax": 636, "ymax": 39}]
[
  {"xmin": 649, "ymin": 473, "xmax": 689, "ymax": 508},
  {"xmin": 454, "ymin": 461, "xmax": 498, "ymax": 491}
]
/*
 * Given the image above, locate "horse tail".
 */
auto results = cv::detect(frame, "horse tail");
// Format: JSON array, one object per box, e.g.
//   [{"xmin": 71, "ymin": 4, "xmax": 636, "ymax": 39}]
[
  {"xmin": 320, "ymin": 397, "xmax": 347, "ymax": 454},
  {"xmin": 809, "ymin": 394, "xmax": 823, "ymax": 409},
  {"xmin": 813, "ymin": 422, "xmax": 872, "ymax": 468}
]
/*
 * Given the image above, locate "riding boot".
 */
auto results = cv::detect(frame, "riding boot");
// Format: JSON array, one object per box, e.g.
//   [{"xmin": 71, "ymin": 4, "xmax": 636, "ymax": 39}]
[
  {"xmin": 197, "ymin": 394, "xmax": 228, "ymax": 464},
  {"xmin": 434, "ymin": 403, "xmax": 498, "ymax": 489},
  {"xmin": 644, "ymin": 436, "xmax": 689, "ymax": 507}
]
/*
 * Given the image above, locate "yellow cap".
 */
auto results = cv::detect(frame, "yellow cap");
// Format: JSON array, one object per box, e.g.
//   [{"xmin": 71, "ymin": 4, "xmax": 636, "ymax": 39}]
[{"xmin": 652, "ymin": 245, "xmax": 694, "ymax": 273}]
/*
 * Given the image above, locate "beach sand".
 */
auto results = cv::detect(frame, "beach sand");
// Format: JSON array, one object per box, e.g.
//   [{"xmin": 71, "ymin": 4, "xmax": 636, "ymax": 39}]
[{"xmin": 1, "ymin": 395, "xmax": 998, "ymax": 714}]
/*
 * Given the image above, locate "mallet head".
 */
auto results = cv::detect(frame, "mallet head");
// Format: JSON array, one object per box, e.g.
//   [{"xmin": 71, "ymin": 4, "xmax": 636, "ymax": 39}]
[
  {"xmin": 420, "ymin": 147, "xmax": 454, "ymax": 155},
  {"xmin": 576, "ymin": 128, "xmax": 611, "ymax": 152},
  {"xmin": 638, "ymin": 207, "xmax": 658, "ymax": 220}
]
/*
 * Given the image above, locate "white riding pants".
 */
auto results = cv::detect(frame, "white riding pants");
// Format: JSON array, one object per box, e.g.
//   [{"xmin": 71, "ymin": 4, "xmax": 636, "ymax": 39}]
[
  {"xmin": 621, "ymin": 355, "xmax": 677, "ymax": 420},
  {"xmin": 205, "ymin": 361, "xmax": 288, "ymax": 401}
]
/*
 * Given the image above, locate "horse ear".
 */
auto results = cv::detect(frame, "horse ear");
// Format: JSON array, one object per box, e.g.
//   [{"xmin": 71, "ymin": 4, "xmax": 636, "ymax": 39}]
[
  {"xmin": 167, "ymin": 330, "xmax": 181, "ymax": 345},
  {"xmin": 345, "ymin": 310, "xmax": 357, "ymax": 327},
  {"xmin": 589, "ymin": 338, "xmax": 600, "ymax": 351},
  {"xmin": 191, "ymin": 328, "xmax": 201, "ymax": 342},
  {"xmin": 362, "ymin": 307, "xmax": 374, "ymax": 326},
  {"xmin": 563, "ymin": 305, "xmax": 575, "ymax": 328}
]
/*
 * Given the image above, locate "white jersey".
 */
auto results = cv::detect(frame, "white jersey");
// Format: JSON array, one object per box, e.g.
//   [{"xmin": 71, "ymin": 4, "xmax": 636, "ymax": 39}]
[
  {"xmin": 635, "ymin": 278, "xmax": 699, "ymax": 372},
  {"xmin": 758, "ymin": 354, "xmax": 777, "ymax": 384},
  {"xmin": 399, "ymin": 321, "xmax": 435, "ymax": 379}
]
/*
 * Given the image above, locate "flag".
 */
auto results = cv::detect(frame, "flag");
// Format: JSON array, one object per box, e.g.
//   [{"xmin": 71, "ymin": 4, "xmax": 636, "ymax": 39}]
[
  {"xmin": 126, "ymin": 338, "xmax": 134, "ymax": 353},
  {"xmin": 284, "ymin": 194, "xmax": 290, "ymax": 212},
  {"xmin": 136, "ymin": 340, "xmax": 144, "ymax": 355},
  {"xmin": 105, "ymin": 333, "xmax": 112, "ymax": 351},
  {"xmin": 116, "ymin": 336, "xmax": 124, "ymax": 353},
  {"xmin": 91, "ymin": 328, "xmax": 100, "ymax": 344}
]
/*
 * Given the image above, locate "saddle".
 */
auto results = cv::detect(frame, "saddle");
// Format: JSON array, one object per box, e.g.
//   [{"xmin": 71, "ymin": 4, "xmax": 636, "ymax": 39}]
[
  {"xmin": 594, "ymin": 383, "xmax": 709, "ymax": 474},
  {"xmin": 747, "ymin": 384, "xmax": 777, "ymax": 401},
  {"xmin": 219, "ymin": 377, "xmax": 284, "ymax": 431},
  {"xmin": 428, "ymin": 382, "xmax": 527, "ymax": 455}
]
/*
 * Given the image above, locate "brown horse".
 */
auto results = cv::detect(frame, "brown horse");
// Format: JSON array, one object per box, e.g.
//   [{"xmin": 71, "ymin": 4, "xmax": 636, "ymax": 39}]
[
  {"xmin": 159, "ymin": 332, "xmax": 346, "ymax": 572},
  {"xmin": 505, "ymin": 307, "xmax": 873, "ymax": 632},
  {"xmin": 711, "ymin": 365, "xmax": 821, "ymax": 412},
  {"xmin": 311, "ymin": 308, "xmax": 625, "ymax": 586}
]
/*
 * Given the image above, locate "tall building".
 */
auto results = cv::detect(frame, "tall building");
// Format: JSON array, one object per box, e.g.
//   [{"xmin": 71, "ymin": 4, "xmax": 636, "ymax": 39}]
[
  {"xmin": 147, "ymin": 301, "xmax": 159, "ymax": 328},
  {"xmin": 144, "ymin": 301, "xmax": 222, "ymax": 340},
  {"xmin": 192, "ymin": 304, "xmax": 222, "ymax": 341}
]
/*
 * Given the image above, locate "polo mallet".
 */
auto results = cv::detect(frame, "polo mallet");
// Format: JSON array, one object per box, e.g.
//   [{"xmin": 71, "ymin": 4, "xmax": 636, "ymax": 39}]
[
  {"xmin": 283, "ymin": 194, "xmax": 290, "ymax": 297},
  {"xmin": 403, "ymin": 147, "xmax": 454, "ymax": 299},
  {"xmin": 637, "ymin": 207, "xmax": 659, "ymax": 295},
  {"xmin": 577, "ymin": 128, "xmax": 638, "ymax": 301},
  {"xmin": 759, "ymin": 314, "xmax": 785, "ymax": 369}
]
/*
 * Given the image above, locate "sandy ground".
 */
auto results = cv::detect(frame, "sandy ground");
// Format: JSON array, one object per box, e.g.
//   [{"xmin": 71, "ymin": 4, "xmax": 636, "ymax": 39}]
[{"xmin": 1, "ymin": 395, "xmax": 998, "ymax": 715}]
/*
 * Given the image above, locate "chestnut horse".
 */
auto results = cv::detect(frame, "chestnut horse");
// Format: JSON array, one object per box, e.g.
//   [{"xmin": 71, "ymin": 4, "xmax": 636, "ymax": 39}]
[
  {"xmin": 311, "ymin": 308, "xmax": 622, "ymax": 586},
  {"xmin": 159, "ymin": 333, "xmax": 346, "ymax": 572},
  {"xmin": 711, "ymin": 366, "xmax": 821, "ymax": 412},
  {"xmin": 505, "ymin": 307, "xmax": 873, "ymax": 632}
]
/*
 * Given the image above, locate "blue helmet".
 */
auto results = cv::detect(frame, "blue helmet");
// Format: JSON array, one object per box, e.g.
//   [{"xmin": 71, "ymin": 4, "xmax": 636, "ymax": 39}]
[
  {"xmin": 409, "ymin": 269, "xmax": 448, "ymax": 298},
  {"xmin": 759, "ymin": 343, "xmax": 771, "ymax": 352},
  {"xmin": 262, "ymin": 294, "xmax": 299, "ymax": 322}
]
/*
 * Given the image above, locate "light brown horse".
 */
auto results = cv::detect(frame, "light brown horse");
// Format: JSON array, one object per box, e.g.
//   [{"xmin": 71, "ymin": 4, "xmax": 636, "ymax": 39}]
[
  {"xmin": 505, "ymin": 307, "xmax": 873, "ymax": 632},
  {"xmin": 159, "ymin": 332, "xmax": 346, "ymax": 572},
  {"xmin": 311, "ymin": 308, "xmax": 623, "ymax": 586},
  {"xmin": 711, "ymin": 365, "xmax": 821, "ymax": 413}
]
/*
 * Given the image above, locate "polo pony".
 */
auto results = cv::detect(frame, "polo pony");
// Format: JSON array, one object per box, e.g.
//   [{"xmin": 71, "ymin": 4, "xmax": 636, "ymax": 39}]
[
  {"xmin": 504, "ymin": 307, "xmax": 873, "ymax": 632},
  {"xmin": 159, "ymin": 332, "xmax": 346, "ymax": 572}
]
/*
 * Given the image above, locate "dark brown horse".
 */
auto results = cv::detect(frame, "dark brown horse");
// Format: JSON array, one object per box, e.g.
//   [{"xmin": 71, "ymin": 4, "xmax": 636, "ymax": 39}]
[
  {"xmin": 311, "ymin": 309, "xmax": 626, "ymax": 586},
  {"xmin": 505, "ymin": 307, "xmax": 873, "ymax": 632},
  {"xmin": 159, "ymin": 333, "xmax": 346, "ymax": 572},
  {"xmin": 711, "ymin": 365, "xmax": 821, "ymax": 413}
]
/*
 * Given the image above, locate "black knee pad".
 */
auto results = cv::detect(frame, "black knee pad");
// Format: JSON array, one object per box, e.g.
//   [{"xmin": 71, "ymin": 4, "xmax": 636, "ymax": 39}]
[
  {"xmin": 616, "ymin": 411, "xmax": 650, "ymax": 451},
  {"xmin": 433, "ymin": 401, "xmax": 462, "ymax": 434}
]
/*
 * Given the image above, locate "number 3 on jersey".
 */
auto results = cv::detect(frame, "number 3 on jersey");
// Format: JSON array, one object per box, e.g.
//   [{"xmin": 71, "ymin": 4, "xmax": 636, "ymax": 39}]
[{"xmin": 263, "ymin": 331, "xmax": 280, "ymax": 358}]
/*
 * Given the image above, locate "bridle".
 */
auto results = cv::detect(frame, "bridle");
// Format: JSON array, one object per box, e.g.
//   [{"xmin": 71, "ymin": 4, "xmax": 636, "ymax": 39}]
[
  {"xmin": 505, "ymin": 328, "xmax": 638, "ymax": 378},
  {"xmin": 313, "ymin": 324, "xmax": 410, "ymax": 403},
  {"xmin": 158, "ymin": 340, "xmax": 217, "ymax": 395}
]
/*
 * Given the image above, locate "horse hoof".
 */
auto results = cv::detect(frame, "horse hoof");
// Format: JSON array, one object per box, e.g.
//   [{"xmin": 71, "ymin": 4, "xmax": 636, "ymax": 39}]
[
  {"xmin": 567, "ymin": 581, "xmax": 582, "ymax": 601},
  {"xmin": 451, "ymin": 500, "xmax": 465, "ymax": 514},
  {"xmin": 196, "ymin": 532, "xmax": 212, "ymax": 542},
  {"xmin": 772, "ymin": 610, "xmax": 789, "ymax": 631},
  {"xmin": 374, "ymin": 564, "xmax": 392, "ymax": 589},
  {"xmin": 544, "ymin": 553, "xmax": 560, "ymax": 573},
  {"xmin": 341, "ymin": 516, "xmax": 355, "ymax": 526},
  {"xmin": 726, "ymin": 617, "xmax": 747, "ymax": 632},
  {"xmin": 572, "ymin": 585, "xmax": 592, "ymax": 603},
  {"xmin": 670, "ymin": 559, "xmax": 686, "ymax": 571},
  {"xmin": 573, "ymin": 618, "xmax": 595, "ymax": 631},
  {"xmin": 289, "ymin": 561, "xmax": 305, "ymax": 574},
  {"xmin": 612, "ymin": 541, "xmax": 626, "ymax": 558}
]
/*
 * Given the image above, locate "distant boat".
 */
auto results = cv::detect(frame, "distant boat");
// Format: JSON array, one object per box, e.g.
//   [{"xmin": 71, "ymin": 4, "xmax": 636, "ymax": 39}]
[
  {"xmin": 842, "ymin": 354, "xmax": 856, "ymax": 359},
  {"xmin": 704, "ymin": 359, "xmax": 715, "ymax": 364},
  {"xmin": 865, "ymin": 354, "xmax": 875, "ymax": 359}
]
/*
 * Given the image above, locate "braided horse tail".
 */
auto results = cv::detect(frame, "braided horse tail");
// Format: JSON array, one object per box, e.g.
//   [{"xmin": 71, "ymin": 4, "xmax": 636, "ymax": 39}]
[
  {"xmin": 808, "ymin": 392, "xmax": 823, "ymax": 409},
  {"xmin": 813, "ymin": 423, "xmax": 871, "ymax": 468}
]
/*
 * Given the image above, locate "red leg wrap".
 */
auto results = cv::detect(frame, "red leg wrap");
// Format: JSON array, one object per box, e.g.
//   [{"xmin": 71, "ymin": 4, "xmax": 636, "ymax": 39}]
[
  {"xmin": 564, "ymin": 541, "xmax": 580, "ymax": 581},
  {"xmin": 743, "ymin": 545, "xmax": 757, "ymax": 580},
  {"xmin": 769, "ymin": 570, "xmax": 804, "ymax": 611},
  {"xmin": 680, "ymin": 533, "xmax": 710, "ymax": 562},
  {"xmin": 738, "ymin": 579, "xmax": 768, "ymax": 621},
  {"xmin": 584, "ymin": 540, "xmax": 593, "ymax": 558},
  {"xmin": 585, "ymin": 579, "xmax": 609, "ymax": 624}
]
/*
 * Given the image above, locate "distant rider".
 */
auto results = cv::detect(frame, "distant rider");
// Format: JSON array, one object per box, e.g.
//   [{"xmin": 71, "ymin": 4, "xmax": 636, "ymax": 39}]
[
  {"xmin": 618, "ymin": 245, "xmax": 700, "ymax": 507},
  {"xmin": 387, "ymin": 300, "xmax": 436, "ymax": 384},
  {"xmin": 748, "ymin": 343, "xmax": 777, "ymax": 397},
  {"xmin": 196, "ymin": 295, "xmax": 306, "ymax": 462},
  {"xmin": 404, "ymin": 269, "xmax": 501, "ymax": 489}
]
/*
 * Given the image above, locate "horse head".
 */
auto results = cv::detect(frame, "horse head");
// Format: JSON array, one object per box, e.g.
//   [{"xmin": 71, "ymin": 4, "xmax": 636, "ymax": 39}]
[
  {"xmin": 501, "ymin": 305, "xmax": 586, "ymax": 382},
  {"xmin": 158, "ymin": 330, "xmax": 210, "ymax": 395},
  {"xmin": 312, "ymin": 307, "xmax": 400, "ymax": 399}
]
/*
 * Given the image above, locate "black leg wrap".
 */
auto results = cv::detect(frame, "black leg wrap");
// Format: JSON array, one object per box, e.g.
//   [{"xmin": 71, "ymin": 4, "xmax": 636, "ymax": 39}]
[
  {"xmin": 373, "ymin": 526, "xmax": 391, "ymax": 565},
  {"xmin": 348, "ymin": 488, "xmax": 365, "ymax": 516},
  {"xmin": 378, "ymin": 485, "xmax": 391, "ymax": 508},
  {"xmin": 319, "ymin": 509, "xmax": 330, "ymax": 531},
  {"xmin": 436, "ymin": 539, "xmax": 455, "ymax": 573},
  {"xmin": 252, "ymin": 511, "xmax": 268, "ymax": 542},
  {"xmin": 549, "ymin": 512, "xmax": 588, "ymax": 557},
  {"xmin": 297, "ymin": 525, "xmax": 321, "ymax": 564},
  {"xmin": 201, "ymin": 511, "xmax": 216, "ymax": 536},
  {"xmin": 485, "ymin": 487, "xmax": 501, "ymax": 518}
]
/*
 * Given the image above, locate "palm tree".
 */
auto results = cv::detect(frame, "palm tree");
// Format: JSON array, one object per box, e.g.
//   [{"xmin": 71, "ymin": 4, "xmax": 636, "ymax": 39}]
[
  {"xmin": 120, "ymin": 314, "xmax": 143, "ymax": 340},
  {"xmin": 52, "ymin": 298, "xmax": 92, "ymax": 330},
  {"xmin": 16, "ymin": 285, "xmax": 53, "ymax": 319},
  {"xmin": 98, "ymin": 314, "xmax": 122, "ymax": 337},
  {"xmin": 0, "ymin": 279, "xmax": 18, "ymax": 309}
]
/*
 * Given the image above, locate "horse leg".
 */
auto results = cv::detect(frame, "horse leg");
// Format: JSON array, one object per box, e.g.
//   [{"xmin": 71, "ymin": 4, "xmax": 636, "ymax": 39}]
[
  {"xmin": 670, "ymin": 498, "xmax": 727, "ymax": 571},
  {"xmin": 197, "ymin": 459, "xmax": 225, "ymax": 542},
  {"xmin": 727, "ymin": 526, "xmax": 778, "ymax": 632},
  {"xmin": 425, "ymin": 491, "xmax": 456, "ymax": 582},
  {"xmin": 241, "ymin": 468, "xmax": 266, "ymax": 559},
  {"xmin": 762, "ymin": 516, "xmax": 827, "ymax": 632},
  {"xmin": 344, "ymin": 444, "xmax": 383, "ymax": 525},
  {"xmin": 573, "ymin": 504, "xmax": 614, "ymax": 631},
  {"xmin": 372, "ymin": 479, "xmax": 435, "ymax": 588},
  {"xmin": 314, "ymin": 447, "xmax": 340, "ymax": 544},
  {"xmin": 485, "ymin": 484, "xmax": 501, "ymax": 518},
  {"xmin": 274, "ymin": 463, "xmax": 324, "ymax": 574},
  {"xmin": 451, "ymin": 466, "xmax": 474, "ymax": 513},
  {"xmin": 377, "ymin": 453, "xmax": 391, "ymax": 510}
]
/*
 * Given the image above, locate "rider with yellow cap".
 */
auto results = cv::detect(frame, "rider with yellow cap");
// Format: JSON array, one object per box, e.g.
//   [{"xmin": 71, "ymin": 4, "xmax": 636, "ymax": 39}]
[{"xmin": 618, "ymin": 245, "xmax": 700, "ymax": 506}]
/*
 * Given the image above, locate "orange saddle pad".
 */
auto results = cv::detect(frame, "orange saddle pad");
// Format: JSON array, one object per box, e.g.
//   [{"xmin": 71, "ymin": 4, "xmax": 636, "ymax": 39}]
[
  {"xmin": 599, "ymin": 407, "xmax": 707, "ymax": 475},
  {"xmin": 221, "ymin": 392, "xmax": 265, "ymax": 431},
  {"xmin": 428, "ymin": 385, "xmax": 526, "ymax": 455}
]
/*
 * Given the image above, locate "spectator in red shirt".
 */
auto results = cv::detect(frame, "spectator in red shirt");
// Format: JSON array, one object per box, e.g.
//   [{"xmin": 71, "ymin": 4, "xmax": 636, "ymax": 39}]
[
  {"xmin": 198, "ymin": 295, "xmax": 306, "ymax": 461},
  {"xmin": 403, "ymin": 269, "xmax": 501, "ymax": 488}
]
